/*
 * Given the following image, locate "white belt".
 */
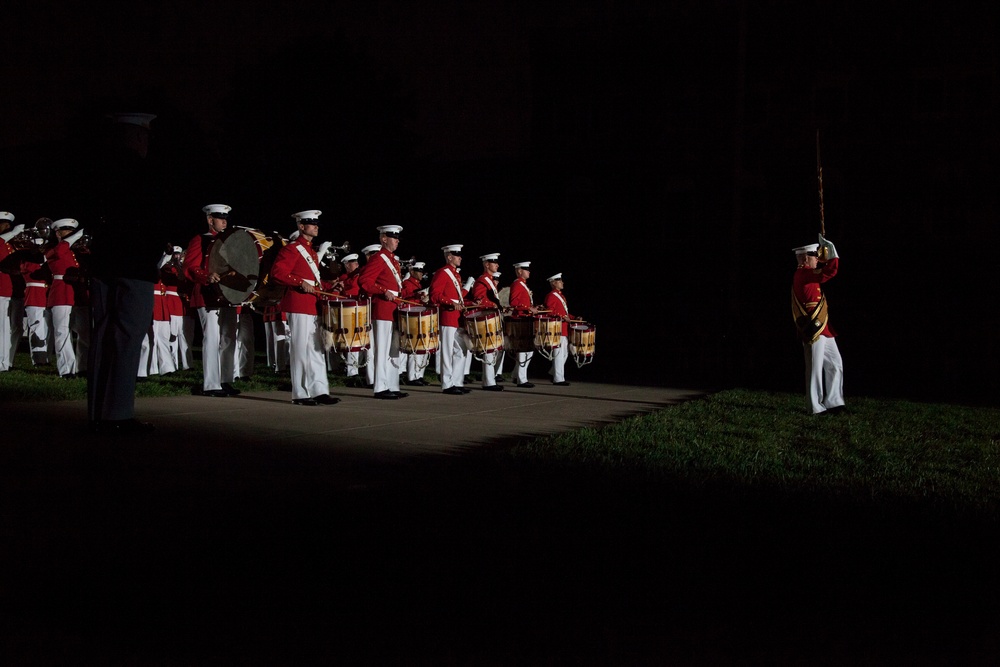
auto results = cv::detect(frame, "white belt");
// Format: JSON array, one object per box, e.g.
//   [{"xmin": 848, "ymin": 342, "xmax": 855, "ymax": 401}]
[
  {"xmin": 52, "ymin": 274, "xmax": 65, "ymax": 280},
  {"xmin": 25, "ymin": 282, "xmax": 47, "ymax": 288},
  {"xmin": 166, "ymin": 290, "xmax": 179, "ymax": 296}
]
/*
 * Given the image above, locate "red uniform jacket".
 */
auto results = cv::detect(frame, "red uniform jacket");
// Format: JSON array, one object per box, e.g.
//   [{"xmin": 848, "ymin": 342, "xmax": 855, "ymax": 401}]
[
  {"xmin": 160, "ymin": 263, "xmax": 185, "ymax": 318},
  {"xmin": 21, "ymin": 261, "xmax": 49, "ymax": 308},
  {"xmin": 271, "ymin": 238, "xmax": 327, "ymax": 316},
  {"xmin": 44, "ymin": 241, "xmax": 79, "ymax": 308},
  {"xmin": 471, "ymin": 273, "xmax": 500, "ymax": 309},
  {"xmin": 544, "ymin": 289, "xmax": 573, "ymax": 337},
  {"xmin": 0, "ymin": 238, "xmax": 14, "ymax": 298},
  {"xmin": 400, "ymin": 275, "xmax": 422, "ymax": 300},
  {"xmin": 358, "ymin": 247, "xmax": 402, "ymax": 322},
  {"xmin": 339, "ymin": 270, "xmax": 361, "ymax": 298},
  {"xmin": 429, "ymin": 264, "xmax": 470, "ymax": 328},
  {"xmin": 152, "ymin": 280, "xmax": 171, "ymax": 322},
  {"xmin": 792, "ymin": 258, "xmax": 839, "ymax": 337},
  {"xmin": 184, "ymin": 231, "xmax": 222, "ymax": 309},
  {"xmin": 508, "ymin": 277, "xmax": 533, "ymax": 313}
]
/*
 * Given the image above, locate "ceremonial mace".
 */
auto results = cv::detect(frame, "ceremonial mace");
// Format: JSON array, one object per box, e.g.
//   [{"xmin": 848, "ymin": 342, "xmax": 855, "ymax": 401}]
[{"xmin": 816, "ymin": 129, "xmax": 828, "ymax": 261}]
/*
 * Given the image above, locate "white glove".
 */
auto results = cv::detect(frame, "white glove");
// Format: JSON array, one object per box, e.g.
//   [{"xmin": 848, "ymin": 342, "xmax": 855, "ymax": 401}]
[
  {"xmin": 157, "ymin": 252, "xmax": 172, "ymax": 269},
  {"xmin": 65, "ymin": 228, "xmax": 85, "ymax": 247},
  {"xmin": 818, "ymin": 233, "xmax": 839, "ymax": 259},
  {"xmin": 317, "ymin": 241, "xmax": 333, "ymax": 261},
  {"xmin": 0, "ymin": 223, "xmax": 25, "ymax": 242},
  {"xmin": 462, "ymin": 276, "xmax": 474, "ymax": 291}
]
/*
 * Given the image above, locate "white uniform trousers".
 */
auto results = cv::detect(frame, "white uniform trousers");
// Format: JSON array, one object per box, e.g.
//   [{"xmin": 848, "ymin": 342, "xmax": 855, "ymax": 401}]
[
  {"xmin": 0, "ymin": 296, "xmax": 11, "ymax": 371},
  {"xmin": 25, "ymin": 305, "xmax": 50, "ymax": 366},
  {"xmin": 512, "ymin": 351, "xmax": 533, "ymax": 385},
  {"xmin": 548, "ymin": 334, "xmax": 568, "ymax": 383},
  {"xmin": 407, "ymin": 350, "xmax": 429, "ymax": 381},
  {"xmin": 153, "ymin": 319, "xmax": 176, "ymax": 374},
  {"xmin": 178, "ymin": 313, "xmax": 195, "ymax": 370},
  {"xmin": 50, "ymin": 304, "xmax": 77, "ymax": 376},
  {"xmin": 802, "ymin": 336, "xmax": 845, "ymax": 414},
  {"xmin": 372, "ymin": 319, "xmax": 401, "ymax": 394},
  {"xmin": 137, "ymin": 326, "xmax": 156, "ymax": 377},
  {"xmin": 267, "ymin": 319, "xmax": 289, "ymax": 372},
  {"xmin": 72, "ymin": 305, "xmax": 90, "ymax": 373},
  {"xmin": 464, "ymin": 348, "xmax": 473, "ymax": 375},
  {"xmin": 286, "ymin": 312, "xmax": 329, "ymax": 400},
  {"xmin": 197, "ymin": 306, "xmax": 237, "ymax": 392},
  {"xmin": 6, "ymin": 298, "xmax": 24, "ymax": 367},
  {"xmin": 439, "ymin": 325, "xmax": 469, "ymax": 390},
  {"xmin": 235, "ymin": 308, "xmax": 255, "ymax": 378},
  {"xmin": 480, "ymin": 349, "xmax": 500, "ymax": 387}
]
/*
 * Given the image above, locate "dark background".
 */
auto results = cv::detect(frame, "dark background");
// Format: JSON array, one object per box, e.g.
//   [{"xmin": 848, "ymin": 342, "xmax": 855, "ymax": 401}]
[{"xmin": 2, "ymin": 0, "xmax": 998, "ymax": 404}]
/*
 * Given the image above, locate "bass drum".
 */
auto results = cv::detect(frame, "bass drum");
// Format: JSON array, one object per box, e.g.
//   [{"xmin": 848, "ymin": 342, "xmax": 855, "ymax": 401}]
[
  {"xmin": 207, "ymin": 227, "xmax": 286, "ymax": 306},
  {"xmin": 321, "ymin": 297, "xmax": 371, "ymax": 355},
  {"xmin": 395, "ymin": 304, "xmax": 439, "ymax": 355}
]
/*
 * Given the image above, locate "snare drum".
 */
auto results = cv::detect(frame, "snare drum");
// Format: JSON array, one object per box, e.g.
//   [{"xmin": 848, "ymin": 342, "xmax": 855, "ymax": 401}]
[
  {"xmin": 568, "ymin": 322, "xmax": 596, "ymax": 366},
  {"xmin": 533, "ymin": 314, "xmax": 563, "ymax": 359},
  {"xmin": 463, "ymin": 308, "xmax": 504, "ymax": 355},
  {"xmin": 395, "ymin": 304, "xmax": 439, "ymax": 354},
  {"xmin": 321, "ymin": 298, "xmax": 371, "ymax": 354},
  {"xmin": 503, "ymin": 315, "xmax": 535, "ymax": 354}
]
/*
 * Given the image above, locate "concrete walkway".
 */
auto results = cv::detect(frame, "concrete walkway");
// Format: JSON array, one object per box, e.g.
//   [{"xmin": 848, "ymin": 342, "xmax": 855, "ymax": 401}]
[{"xmin": 17, "ymin": 380, "xmax": 703, "ymax": 463}]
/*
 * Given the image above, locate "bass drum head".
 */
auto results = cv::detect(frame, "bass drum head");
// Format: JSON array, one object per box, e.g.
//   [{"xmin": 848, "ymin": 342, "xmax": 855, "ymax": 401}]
[{"xmin": 208, "ymin": 230, "xmax": 264, "ymax": 304}]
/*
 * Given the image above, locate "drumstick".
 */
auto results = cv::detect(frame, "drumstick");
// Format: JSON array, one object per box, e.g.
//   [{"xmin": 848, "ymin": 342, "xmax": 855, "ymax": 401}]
[
  {"xmin": 315, "ymin": 289, "xmax": 343, "ymax": 298},
  {"xmin": 396, "ymin": 298, "xmax": 424, "ymax": 306}
]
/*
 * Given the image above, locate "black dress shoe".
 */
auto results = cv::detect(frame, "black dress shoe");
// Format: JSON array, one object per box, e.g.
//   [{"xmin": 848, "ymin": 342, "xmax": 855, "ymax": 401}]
[
  {"xmin": 313, "ymin": 394, "xmax": 341, "ymax": 405},
  {"xmin": 443, "ymin": 387, "xmax": 465, "ymax": 395},
  {"xmin": 495, "ymin": 375, "xmax": 505, "ymax": 383},
  {"xmin": 374, "ymin": 390, "xmax": 401, "ymax": 400},
  {"xmin": 552, "ymin": 381, "xmax": 570, "ymax": 386},
  {"xmin": 91, "ymin": 419, "xmax": 156, "ymax": 436},
  {"xmin": 459, "ymin": 387, "xmax": 472, "ymax": 394},
  {"xmin": 221, "ymin": 383, "xmax": 242, "ymax": 396},
  {"xmin": 516, "ymin": 382, "xmax": 535, "ymax": 388},
  {"xmin": 393, "ymin": 391, "xmax": 409, "ymax": 398},
  {"xmin": 293, "ymin": 398, "xmax": 319, "ymax": 406},
  {"xmin": 203, "ymin": 389, "xmax": 230, "ymax": 397},
  {"xmin": 345, "ymin": 377, "xmax": 362, "ymax": 388},
  {"xmin": 60, "ymin": 373, "xmax": 77, "ymax": 380},
  {"xmin": 482, "ymin": 384, "xmax": 504, "ymax": 392}
]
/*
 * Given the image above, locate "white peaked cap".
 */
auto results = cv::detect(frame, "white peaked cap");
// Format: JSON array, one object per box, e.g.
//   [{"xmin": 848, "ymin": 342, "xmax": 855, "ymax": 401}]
[
  {"xmin": 377, "ymin": 224, "xmax": 403, "ymax": 234},
  {"xmin": 341, "ymin": 253, "xmax": 359, "ymax": 263},
  {"xmin": 480, "ymin": 252, "xmax": 500, "ymax": 262},
  {"xmin": 442, "ymin": 244, "xmax": 463, "ymax": 253},
  {"xmin": 547, "ymin": 273, "xmax": 563, "ymax": 282},
  {"xmin": 293, "ymin": 210, "xmax": 322, "ymax": 221},
  {"xmin": 0, "ymin": 212, "xmax": 14, "ymax": 222},
  {"xmin": 109, "ymin": 112, "xmax": 157, "ymax": 128},
  {"xmin": 513, "ymin": 261, "xmax": 531, "ymax": 268},
  {"xmin": 361, "ymin": 244, "xmax": 381, "ymax": 255},
  {"xmin": 411, "ymin": 261, "xmax": 426, "ymax": 270},
  {"xmin": 50, "ymin": 218, "xmax": 79, "ymax": 230},
  {"xmin": 793, "ymin": 243, "xmax": 820, "ymax": 254},
  {"xmin": 172, "ymin": 246, "xmax": 183, "ymax": 253},
  {"xmin": 202, "ymin": 204, "xmax": 231, "ymax": 215}
]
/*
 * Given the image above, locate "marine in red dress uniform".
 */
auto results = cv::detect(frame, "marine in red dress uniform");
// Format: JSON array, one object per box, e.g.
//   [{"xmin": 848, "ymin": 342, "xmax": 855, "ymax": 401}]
[
  {"xmin": 543, "ymin": 272, "xmax": 573, "ymax": 385},
  {"xmin": 792, "ymin": 236, "xmax": 845, "ymax": 415},
  {"xmin": 469, "ymin": 252, "xmax": 504, "ymax": 390},
  {"xmin": 357, "ymin": 225, "xmax": 407, "ymax": 399},
  {"xmin": 0, "ymin": 213, "xmax": 24, "ymax": 371},
  {"xmin": 506, "ymin": 260, "xmax": 537, "ymax": 387},
  {"xmin": 184, "ymin": 204, "xmax": 239, "ymax": 397},
  {"xmin": 429, "ymin": 244, "xmax": 474, "ymax": 394},
  {"xmin": 269, "ymin": 210, "xmax": 339, "ymax": 406}
]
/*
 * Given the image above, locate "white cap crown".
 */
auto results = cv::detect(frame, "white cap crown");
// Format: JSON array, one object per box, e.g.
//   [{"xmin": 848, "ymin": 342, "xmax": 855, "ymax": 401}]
[
  {"xmin": 793, "ymin": 243, "xmax": 820, "ymax": 255},
  {"xmin": 547, "ymin": 273, "xmax": 563, "ymax": 282},
  {"xmin": 51, "ymin": 218, "xmax": 79, "ymax": 230},
  {"xmin": 479, "ymin": 252, "xmax": 500, "ymax": 262},
  {"xmin": 441, "ymin": 244, "xmax": 463, "ymax": 253},
  {"xmin": 202, "ymin": 204, "xmax": 231, "ymax": 216}
]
